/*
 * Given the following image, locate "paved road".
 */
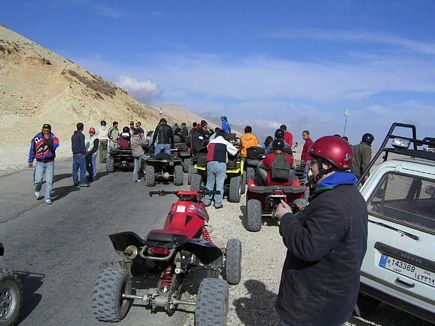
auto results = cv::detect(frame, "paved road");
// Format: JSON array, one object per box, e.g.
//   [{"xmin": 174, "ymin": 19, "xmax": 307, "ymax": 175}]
[{"xmin": 0, "ymin": 161, "xmax": 189, "ymax": 326}]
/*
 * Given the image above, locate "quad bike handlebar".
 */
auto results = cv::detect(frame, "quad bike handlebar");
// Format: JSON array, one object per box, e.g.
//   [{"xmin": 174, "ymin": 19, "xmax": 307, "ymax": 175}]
[{"xmin": 149, "ymin": 189, "xmax": 221, "ymax": 197}]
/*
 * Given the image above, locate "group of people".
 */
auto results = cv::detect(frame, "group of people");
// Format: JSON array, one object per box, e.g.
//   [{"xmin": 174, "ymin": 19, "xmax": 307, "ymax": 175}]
[{"xmin": 28, "ymin": 116, "xmax": 373, "ymax": 326}]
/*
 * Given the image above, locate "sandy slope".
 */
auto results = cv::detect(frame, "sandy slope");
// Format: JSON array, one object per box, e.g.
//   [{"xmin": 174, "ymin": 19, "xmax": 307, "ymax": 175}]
[{"xmin": 0, "ymin": 25, "xmax": 203, "ymax": 173}]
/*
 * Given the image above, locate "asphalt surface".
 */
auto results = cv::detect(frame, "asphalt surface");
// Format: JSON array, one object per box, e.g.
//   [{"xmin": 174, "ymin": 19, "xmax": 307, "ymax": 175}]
[{"xmin": 0, "ymin": 161, "xmax": 189, "ymax": 326}]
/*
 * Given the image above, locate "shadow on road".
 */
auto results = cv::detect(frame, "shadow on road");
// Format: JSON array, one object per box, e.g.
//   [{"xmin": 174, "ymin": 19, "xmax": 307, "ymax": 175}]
[
  {"xmin": 233, "ymin": 279, "xmax": 280, "ymax": 326},
  {"xmin": 51, "ymin": 185, "xmax": 80, "ymax": 201},
  {"xmin": 15, "ymin": 271, "xmax": 45, "ymax": 323}
]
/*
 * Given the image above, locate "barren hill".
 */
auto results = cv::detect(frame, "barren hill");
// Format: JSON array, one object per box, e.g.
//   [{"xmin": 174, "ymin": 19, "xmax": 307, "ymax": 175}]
[{"xmin": 0, "ymin": 25, "xmax": 204, "ymax": 173}]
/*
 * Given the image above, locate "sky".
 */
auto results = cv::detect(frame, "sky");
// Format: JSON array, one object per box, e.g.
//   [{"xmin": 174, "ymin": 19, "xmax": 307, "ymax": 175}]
[{"xmin": 2, "ymin": 0, "xmax": 435, "ymax": 145}]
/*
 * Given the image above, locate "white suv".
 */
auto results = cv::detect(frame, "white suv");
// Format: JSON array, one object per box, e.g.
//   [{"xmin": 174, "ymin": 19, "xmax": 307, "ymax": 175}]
[{"xmin": 358, "ymin": 123, "xmax": 435, "ymax": 323}]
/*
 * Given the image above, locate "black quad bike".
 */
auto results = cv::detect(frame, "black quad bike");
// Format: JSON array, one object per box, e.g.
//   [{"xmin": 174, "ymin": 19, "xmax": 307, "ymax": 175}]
[
  {"xmin": 0, "ymin": 243, "xmax": 22, "ymax": 326},
  {"xmin": 190, "ymin": 148, "xmax": 246, "ymax": 203},
  {"xmin": 145, "ymin": 151, "xmax": 184, "ymax": 187},
  {"xmin": 91, "ymin": 190, "xmax": 241, "ymax": 326},
  {"xmin": 106, "ymin": 146, "xmax": 134, "ymax": 173}
]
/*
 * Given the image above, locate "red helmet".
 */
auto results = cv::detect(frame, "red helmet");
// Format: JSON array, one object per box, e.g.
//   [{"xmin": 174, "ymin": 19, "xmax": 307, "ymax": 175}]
[
  {"xmin": 89, "ymin": 127, "xmax": 96, "ymax": 133},
  {"xmin": 309, "ymin": 136, "xmax": 353, "ymax": 170}
]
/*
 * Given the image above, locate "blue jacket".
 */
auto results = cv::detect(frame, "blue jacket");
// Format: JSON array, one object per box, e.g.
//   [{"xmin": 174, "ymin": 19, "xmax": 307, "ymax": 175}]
[
  {"xmin": 221, "ymin": 117, "xmax": 231, "ymax": 134},
  {"xmin": 28, "ymin": 132, "xmax": 59, "ymax": 163},
  {"xmin": 71, "ymin": 131, "xmax": 86, "ymax": 155}
]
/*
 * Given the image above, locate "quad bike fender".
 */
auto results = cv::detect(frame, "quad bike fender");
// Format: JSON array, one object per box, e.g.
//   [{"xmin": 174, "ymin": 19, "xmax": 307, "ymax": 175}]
[
  {"xmin": 184, "ymin": 239, "xmax": 223, "ymax": 265},
  {"xmin": 109, "ymin": 232, "xmax": 147, "ymax": 263}
]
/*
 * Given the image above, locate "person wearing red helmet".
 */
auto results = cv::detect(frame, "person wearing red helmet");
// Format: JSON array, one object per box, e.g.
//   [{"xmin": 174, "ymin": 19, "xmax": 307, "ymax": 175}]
[
  {"xmin": 86, "ymin": 127, "xmax": 99, "ymax": 182},
  {"xmin": 275, "ymin": 136, "xmax": 368, "ymax": 326}
]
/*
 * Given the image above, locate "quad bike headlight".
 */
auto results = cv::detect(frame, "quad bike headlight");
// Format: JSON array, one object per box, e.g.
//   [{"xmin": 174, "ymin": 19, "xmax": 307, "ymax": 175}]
[{"xmin": 169, "ymin": 161, "xmax": 174, "ymax": 166}]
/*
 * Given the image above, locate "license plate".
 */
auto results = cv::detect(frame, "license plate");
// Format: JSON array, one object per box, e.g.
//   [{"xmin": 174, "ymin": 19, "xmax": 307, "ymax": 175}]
[{"xmin": 379, "ymin": 255, "xmax": 435, "ymax": 288}]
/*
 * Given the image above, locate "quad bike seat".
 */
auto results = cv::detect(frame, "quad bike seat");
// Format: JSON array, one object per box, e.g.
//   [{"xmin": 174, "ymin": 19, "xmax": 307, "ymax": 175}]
[
  {"xmin": 154, "ymin": 152, "xmax": 172, "ymax": 160},
  {"xmin": 146, "ymin": 230, "xmax": 189, "ymax": 246}
]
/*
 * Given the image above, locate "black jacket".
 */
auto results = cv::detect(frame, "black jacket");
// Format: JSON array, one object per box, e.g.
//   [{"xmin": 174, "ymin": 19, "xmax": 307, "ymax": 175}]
[
  {"xmin": 276, "ymin": 185, "xmax": 368, "ymax": 326},
  {"xmin": 152, "ymin": 124, "xmax": 174, "ymax": 146},
  {"xmin": 71, "ymin": 131, "xmax": 86, "ymax": 155}
]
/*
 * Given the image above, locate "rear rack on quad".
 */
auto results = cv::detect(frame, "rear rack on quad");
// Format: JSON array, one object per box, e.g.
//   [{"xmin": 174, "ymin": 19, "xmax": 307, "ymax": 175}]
[{"xmin": 357, "ymin": 122, "xmax": 435, "ymax": 186}]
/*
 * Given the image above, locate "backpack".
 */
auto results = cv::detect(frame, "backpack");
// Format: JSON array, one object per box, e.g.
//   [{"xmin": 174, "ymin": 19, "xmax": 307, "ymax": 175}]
[{"xmin": 271, "ymin": 154, "xmax": 291, "ymax": 181}]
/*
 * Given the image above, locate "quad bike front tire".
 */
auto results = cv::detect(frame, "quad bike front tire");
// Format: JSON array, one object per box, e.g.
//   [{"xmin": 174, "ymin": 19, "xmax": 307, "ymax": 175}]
[
  {"xmin": 195, "ymin": 278, "xmax": 229, "ymax": 326},
  {"xmin": 106, "ymin": 157, "xmax": 114, "ymax": 173},
  {"xmin": 190, "ymin": 173, "xmax": 202, "ymax": 192},
  {"xmin": 224, "ymin": 239, "xmax": 242, "ymax": 285},
  {"xmin": 145, "ymin": 165, "xmax": 156, "ymax": 187},
  {"xmin": 0, "ymin": 269, "xmax": 22, "ymax": 326},
  {"xmin": 240, "ymin": 173, "xmax": 246, "ymax": 195},
  {"xmin": 188, "ymin": 165, "xmax": 195, "ymax": 185},
  {"xmin": 91, "ymin": 267, "xmax": 132, "ymax": 322},
  {"xmin": 246, "ymin": 199, "xmax": 262, "ymax": 232},
  {"xmin": 174, "ymin": 165, "xmax": 184, "ymax": 186},
  {"xmin": 183, "ymin": 158, "xmax": 191, "ymax": 173},
  {"xmin": 228, "ymin": 176, "xmax": 241, "ymax": 203}
]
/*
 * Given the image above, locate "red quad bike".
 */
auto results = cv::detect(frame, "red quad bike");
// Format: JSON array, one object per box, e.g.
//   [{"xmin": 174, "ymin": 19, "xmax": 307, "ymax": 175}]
[
  {"xmin": 91, "ymin": 189, "xmax": 242, "ymax": 326},
  {"xmin": 244, "ymin": 180, "xmax": 307, "ymax": 232}
]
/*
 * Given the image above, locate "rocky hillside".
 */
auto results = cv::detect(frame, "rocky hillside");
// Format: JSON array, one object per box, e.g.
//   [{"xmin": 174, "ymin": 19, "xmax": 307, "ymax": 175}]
[{"xmin": 0, "ymin": 25, "xmax": 205, "ymax": 172}]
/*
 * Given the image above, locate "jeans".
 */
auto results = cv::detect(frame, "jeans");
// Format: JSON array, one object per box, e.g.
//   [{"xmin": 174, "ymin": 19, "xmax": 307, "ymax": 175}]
[
  {"xmin": 154, "ymin": 143, "xmax": 171, "ymax": 155},
  {"xmin": 72, "ymin": 154, "xmax": 86, "ymax": 185},
  {"xmin": 203, "ymin": 161, "xmax": 226, "ymax": 206},
  {"xmin": 92, "ymin": 153, "xmax": 97, "ymax": 177},
  {"xmin": 34, "ymin": 161, "xmax": 54, "ymax": 200},
  {"xmin": 85, "ymin": 154, "xmax": 97, "ymax": 180},
  {"xmin": 133, "ymin": 154, "xmax": 148, "ymax": 181},
  {"xmin": 99, "ymin": 139, "xmax": 108, "ymax": 163}
]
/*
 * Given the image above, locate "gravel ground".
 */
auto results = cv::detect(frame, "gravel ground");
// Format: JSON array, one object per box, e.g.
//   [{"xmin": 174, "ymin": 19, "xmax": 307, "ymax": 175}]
[{"xmin": 183, "ymin": 192, "xmax": 432, "ymax": 326}]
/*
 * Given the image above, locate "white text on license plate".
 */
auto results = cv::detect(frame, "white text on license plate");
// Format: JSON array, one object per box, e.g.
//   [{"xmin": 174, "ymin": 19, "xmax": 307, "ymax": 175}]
[{"xmin": 379, "ymin": 255, "xmax": 434, "ymax": 288}]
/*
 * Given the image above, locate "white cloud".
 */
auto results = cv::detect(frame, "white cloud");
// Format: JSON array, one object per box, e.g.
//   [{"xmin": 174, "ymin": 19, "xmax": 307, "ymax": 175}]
[
  {"xmin": 116, "ymin": 75, "xmax": 160, "ymax": 102},
  {"xmin": 264, "ymin": 29, "xmax": 435, "ymax": 55}
]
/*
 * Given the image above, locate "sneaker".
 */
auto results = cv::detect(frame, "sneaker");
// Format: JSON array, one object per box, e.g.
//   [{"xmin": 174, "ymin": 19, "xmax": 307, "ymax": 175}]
[
  {"xmin": 133, "ymin": 179, "xmax": 141, "ymax": 183},
  {"xmin": 74, "ymin": 183, "xmax": 79, "ymax": 187},
  {"xmin": 79, "ymin": 184, "xmax": 89, "ymax": 187},
  {"xmin": 34, "ymin": 191, "xmax": 41, "ymax": 200},
  {"xmin": 45, "ymin": 199, "xmax": 52, "ymax": 205},
  {"xmin": 203, "ymin": 202, "xmax": 211, "ymax": 207},
  {"xmin": 214, "ymin": 204, "xmax": 223, "ymax": 209}
]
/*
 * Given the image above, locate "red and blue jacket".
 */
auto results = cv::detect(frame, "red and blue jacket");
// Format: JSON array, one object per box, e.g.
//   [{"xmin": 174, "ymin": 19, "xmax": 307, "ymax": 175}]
[{"xmin": 28, "ymin": 132, "xmax": 59, "ymax": 163}]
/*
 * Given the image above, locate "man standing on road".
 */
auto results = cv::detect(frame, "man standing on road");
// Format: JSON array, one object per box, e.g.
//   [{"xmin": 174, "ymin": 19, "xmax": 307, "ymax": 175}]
[
  {"xmin": 151, "ymin": 118, "xmax": 174, "ymax": 155},
  {"xmin": 71, "ymin": 123, "xmax": 88, "ymax": 187},
  {"xmin": 352, "ymin": 133, "xmax": 374, "ymax": 183},
  {"xmin": 85, "ymin": 127, "xmax": 99, "ymax": 182},
  {"xmin": 108, "ymin": 121, "xmax": 119, "ymax": 149},
  {"xmin": 203, "ymin": 130, "xmax": 238, "ymax": 209},
  {"xmin": 97, "ymin": 120, "xmax": 108, "ymax": 163},
  {"xmin": 130, "ymin": 127, "xmax": 148, "ymax": 182},
  {"xmin": 301, "ymin": 130, "xmax": 314, "ymax": 179},
  {"xmin": 181, "ymin": 122, "xmax": 189, "ymax": 138},
  {"xmin": 275, "ymin": 136, "xmax": 368, "ymax": 326},
  {"xmin": 281, "ymin": 124, "xmax": 294, "ymax": 148},
  {"xmin": 28, "ymin": 123, "xmax": 59, "ymax": 205},
  {"xmin": 135, "ymin": 121, "xmax": 145, "ymax": 135}
]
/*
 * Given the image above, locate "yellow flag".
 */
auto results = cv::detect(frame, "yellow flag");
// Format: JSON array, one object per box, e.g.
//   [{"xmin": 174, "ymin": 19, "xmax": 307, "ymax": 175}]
[{"xmin": 344, "ymin": 108, "xmax": 349, "ymax": 117}]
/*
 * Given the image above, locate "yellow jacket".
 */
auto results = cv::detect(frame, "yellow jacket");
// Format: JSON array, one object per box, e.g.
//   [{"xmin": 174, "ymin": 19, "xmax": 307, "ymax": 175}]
[{"xmin": 240, "ymin": 133, "xmax": 260, "ymax": 158}]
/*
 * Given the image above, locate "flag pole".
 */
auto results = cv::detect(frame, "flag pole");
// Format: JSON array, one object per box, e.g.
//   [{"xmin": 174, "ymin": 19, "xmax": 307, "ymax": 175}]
[{"xmin": 343, "ymin": 108, "xmax": 349, "ymax": 137}]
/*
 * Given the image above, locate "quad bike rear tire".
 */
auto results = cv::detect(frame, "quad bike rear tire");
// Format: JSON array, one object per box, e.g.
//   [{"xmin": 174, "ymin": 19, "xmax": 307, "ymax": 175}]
[
  {"xmin": 246, "ymin": 167, "xmax": 255, "ymax": 181},
  {"xmin": 174, "ymin": 165, "xmax": 184, "ymax": 186},
  {"xmin": 183, "ymin": 159, "xmax": 191, "ymax": 173},
  {"xmin": 224, "ymin": 239, "xmax": 242, "ymax": 285},
  {"xmin": 91, "ymin": 267, "xmax": 132, "ymax": 322},
  {"xmin": 0, "ymin": 269, "xmax": 23, "ymax": 326},
  {"xmin": 246, "ymin": 199, "xmax": 262, "ymax": 232},
  {"xmin": 190, "ymin": 173, "xmax": 202, "ymax": 192},
  {"xmin": 106, "ymin": 157, "xmax": 114, "ymax": 173},
  {"xmin": 188, "ymin": 165, "xmax": 195, "ymax": 185},
  {"xmin": 145, "ymin": 165, "xmax": 156, "ymax": 187},
  {"xmin": 195, "ymin": 278, "xmax": 229, "ymax": 326},
  {"xmin": 228, "ymin": 176, "xmax": 241, "ymax": 203},
  {"xmin": 240, "ymin": 173, "xmax": 246, "ymax": 195}
]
